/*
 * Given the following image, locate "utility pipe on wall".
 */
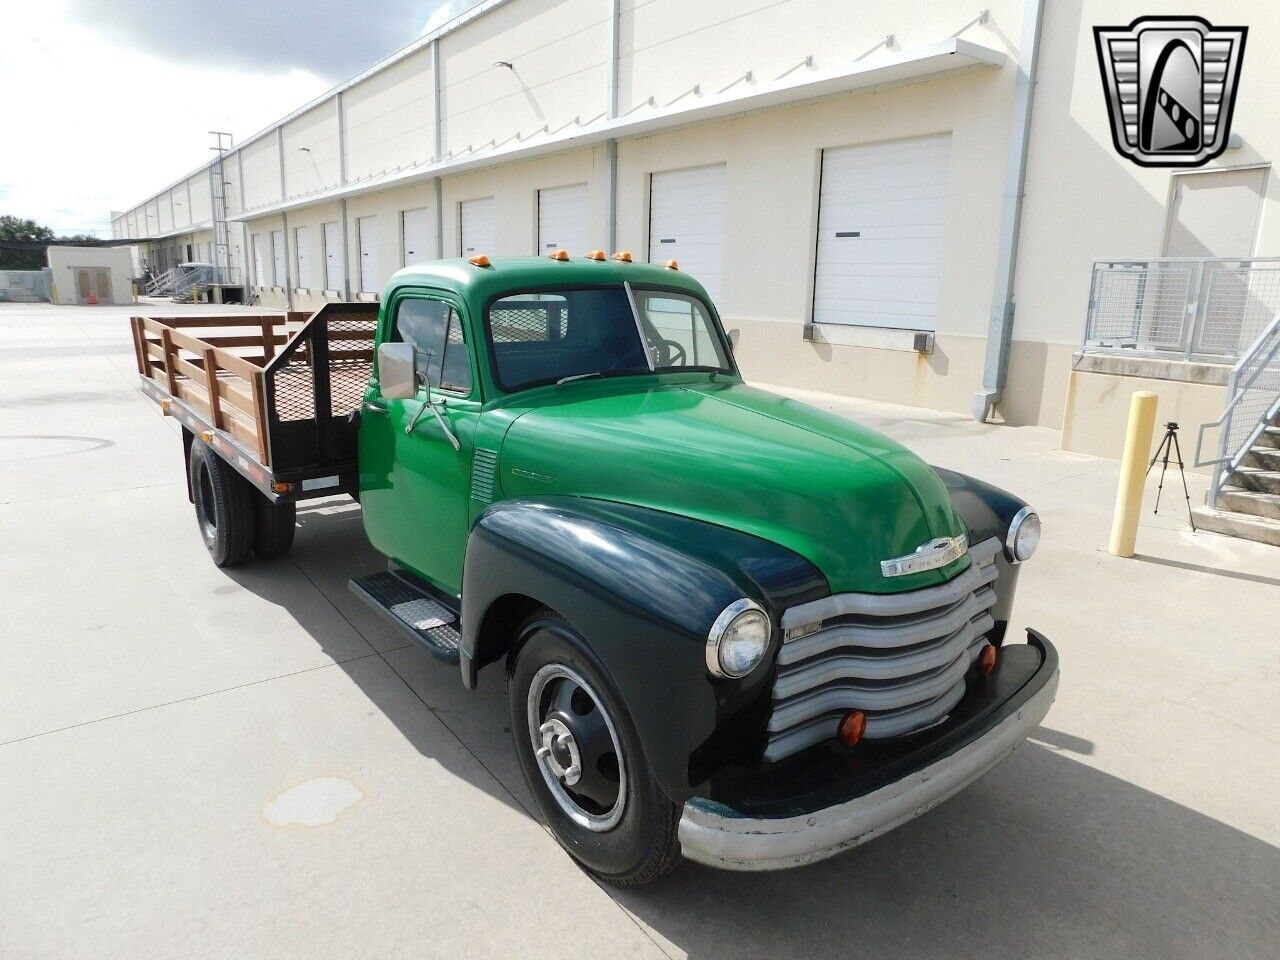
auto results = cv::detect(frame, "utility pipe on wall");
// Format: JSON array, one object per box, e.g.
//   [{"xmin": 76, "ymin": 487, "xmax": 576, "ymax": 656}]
[
  {"xmin": 973, "ymin": 0, "xmax": 1045, "ymax": 422},
  {"xmin": 604, "ymin": 0, "xmax": 620, "ymax": 253},
  {"xmin": 432, "ymin": 38, "xmax": 446, "ymax": 259}
]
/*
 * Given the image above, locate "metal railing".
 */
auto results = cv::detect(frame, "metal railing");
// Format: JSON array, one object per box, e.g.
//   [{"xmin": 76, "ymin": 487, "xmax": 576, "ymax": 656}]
[
  {"xmin": 1083, "ymin": 258, "xmax": 1280, "ymax": 363},
  {"xmin": 1195, "ymin": 313, "xmax": 1280, "ymax": 503}
]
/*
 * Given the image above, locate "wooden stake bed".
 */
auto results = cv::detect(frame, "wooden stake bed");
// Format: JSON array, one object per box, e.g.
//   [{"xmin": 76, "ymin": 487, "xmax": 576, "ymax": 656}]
[{"xmin": 130, "ymin": 302, "xmax": 380, "ymax": 500}]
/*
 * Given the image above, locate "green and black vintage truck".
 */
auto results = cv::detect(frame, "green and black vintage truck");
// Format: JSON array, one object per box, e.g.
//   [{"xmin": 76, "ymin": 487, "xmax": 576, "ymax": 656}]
[{"xmin": 132, "ymin": 251, "xmax": 1058, "ymax": 885}]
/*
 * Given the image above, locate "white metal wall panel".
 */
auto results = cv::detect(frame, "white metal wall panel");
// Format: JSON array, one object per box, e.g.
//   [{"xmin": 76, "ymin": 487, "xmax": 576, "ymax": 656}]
[
  {"xmin": 648, "ymin": 165, "xmax": 726, "ymax": 302},
  {"xmin": 252, "ymin": 234, "xmax": 265, "ymax": 286},
  {"xmin": 812, "ymin": 134, "xmax": 951, "ymax": 331},
  {"xmin": 343, "ymin": 46, "xmax": 435, "ymax": 182},
  {"xmin": 270, "ymin": 230, "xmax": 286, "ymax": 287},
  {"xmin": 460, "ymin": 197, "xmax": 496, "ymax": 256},
  {"xmin": 401, "ymin": 207, "xmax": 435, "ymax": 266},
  {"xmin": 283, "ymin": 101, "xmax": 341, "ymax": 198},
  {"xmin": 323, "ymin": 221, "xmax": 345, "ymax": 291},
  {"xmin": 537, "ymin": 183, "xmax": 589, "ymax": 256},
  {"xmin": 358, "ymin": 215, "xmax": 381, "ymax": 293},
  {"xmin": 294, "ymin": 225, "xmax": 316, "ymax": 289}
]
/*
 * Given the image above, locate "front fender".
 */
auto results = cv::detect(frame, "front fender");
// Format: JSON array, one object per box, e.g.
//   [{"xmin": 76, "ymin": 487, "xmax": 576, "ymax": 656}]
[
  {"xmin": 933, "ymin": 467, "xmax": 1030, "ymax": 642},
  {"xmin": 460, "ymin": 496, "xmax": 827, "ymax": 803}
]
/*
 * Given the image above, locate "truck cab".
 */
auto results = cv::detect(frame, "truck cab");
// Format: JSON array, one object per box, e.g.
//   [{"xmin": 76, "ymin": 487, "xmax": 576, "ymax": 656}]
[{"xmin": 133, "ymin": 252, "xmax": 1058, "ymax": 885}]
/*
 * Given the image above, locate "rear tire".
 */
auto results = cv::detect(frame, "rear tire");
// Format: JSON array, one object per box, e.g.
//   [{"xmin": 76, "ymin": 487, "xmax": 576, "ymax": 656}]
[
  {"xmin": 507, "ymin": 608, "xmax": 681, "ymax": 886},
  {"xmin": 252, "ymin": 495, "xmax": 296, "ymax": 559},
  {"xmin": 188, "ymin": 440, "xmax": 254, "ymax": 567}
]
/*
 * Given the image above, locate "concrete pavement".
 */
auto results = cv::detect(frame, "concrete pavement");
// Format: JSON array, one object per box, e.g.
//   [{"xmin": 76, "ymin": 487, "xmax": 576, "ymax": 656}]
[{"xmin": 1, "ymin": 302, "xmax": 1276, "ymax": 959}]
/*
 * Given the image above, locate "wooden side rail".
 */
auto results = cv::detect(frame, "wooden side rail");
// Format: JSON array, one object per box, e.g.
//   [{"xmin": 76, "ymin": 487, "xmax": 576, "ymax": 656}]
[{"xmin": 130, "ymin": 314, "xmax": 283, "ymax": 466}]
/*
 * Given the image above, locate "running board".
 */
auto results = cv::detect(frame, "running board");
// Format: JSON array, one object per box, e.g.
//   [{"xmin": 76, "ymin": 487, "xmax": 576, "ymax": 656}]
[{"xmin": 349, "ymin": 570, "xmax": 462, "ymax": 664}]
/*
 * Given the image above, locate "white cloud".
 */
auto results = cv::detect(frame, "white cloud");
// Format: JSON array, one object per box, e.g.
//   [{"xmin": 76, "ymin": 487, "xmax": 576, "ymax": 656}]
[
  {"xmin": 0, "ymin": 0, "xmax": 331, "ymax": 235},
  {"xmin": 422, "ymin": 1, "xmax": 461, "ymax": 36}
]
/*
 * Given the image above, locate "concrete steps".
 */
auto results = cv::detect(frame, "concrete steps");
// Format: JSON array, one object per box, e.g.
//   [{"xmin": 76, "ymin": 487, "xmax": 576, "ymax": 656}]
[
  {"xmin": 1217, "ymin": 488, "xmax": 1280, "ymax": 521},
  {"xmin": 1228, "ymin": 467, "xmax": 1280, "ymax": 495},
  {"xmin": 1244, "ymin": 446, "xmax": 1280, "ymax": 470},
  {"xmin": 1193, "ymin": 505, "xmax": 1280, "ymax": 547}
]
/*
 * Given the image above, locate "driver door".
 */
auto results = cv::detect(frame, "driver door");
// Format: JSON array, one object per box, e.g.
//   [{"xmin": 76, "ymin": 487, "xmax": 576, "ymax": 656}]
[{"xmin": 359, "ymin": 290, "xmax": 479, "ymax": 596}]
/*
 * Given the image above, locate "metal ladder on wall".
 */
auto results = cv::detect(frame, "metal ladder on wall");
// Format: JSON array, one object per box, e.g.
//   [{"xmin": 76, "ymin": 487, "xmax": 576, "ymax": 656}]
[
  {"xmin": 209, "ymin": 132, "xmax": 233, "ymax": 288},
  {"xmin": 1194, "ymin": 314, "xmax": 1280, "ymax": 545}
]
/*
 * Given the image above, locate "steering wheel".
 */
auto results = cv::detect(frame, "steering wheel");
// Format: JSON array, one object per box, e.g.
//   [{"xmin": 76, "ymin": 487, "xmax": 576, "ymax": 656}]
[{"xmin": 657, "ymin": 338, "xmax": 687, "ymax": 367}]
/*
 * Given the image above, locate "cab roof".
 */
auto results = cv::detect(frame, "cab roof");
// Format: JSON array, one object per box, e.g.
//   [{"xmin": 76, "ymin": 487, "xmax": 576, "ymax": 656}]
[{"xmin": 385, "ymin": 256, "xmax": 711, "ymax": 305}]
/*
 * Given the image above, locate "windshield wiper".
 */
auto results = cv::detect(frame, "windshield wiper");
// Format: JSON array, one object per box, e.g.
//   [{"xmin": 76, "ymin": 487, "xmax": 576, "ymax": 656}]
[{"xmin": 555, "ymin": 371, "xmax": 604, "ymax": 388}]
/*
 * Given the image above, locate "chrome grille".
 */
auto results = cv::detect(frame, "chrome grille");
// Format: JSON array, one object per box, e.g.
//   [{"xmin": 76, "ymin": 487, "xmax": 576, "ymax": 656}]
[{"xmin": 766, "ymin": 537, "xmax": 1001, "ymax": 763}]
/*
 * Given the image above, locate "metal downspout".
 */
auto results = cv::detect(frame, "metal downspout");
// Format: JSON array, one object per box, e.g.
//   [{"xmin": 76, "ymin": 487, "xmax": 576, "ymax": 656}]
[
  {"xmin": 277, "ymin": 127, "xmax": 293, "ymax": 311},
  {"xmin": 337, "ymin": 91, "xmax": 353, "ymax": 301},
  {"xmin": 433, "ymin": 38, "xmax": 445, "ymax": 259},
  {"xmin": 604, "ymin": 0, "xmax": 620, "ymax": 253},
  {"xmin": 972, "ymin": 0, "xmax": 1045, "ymax": 422}
]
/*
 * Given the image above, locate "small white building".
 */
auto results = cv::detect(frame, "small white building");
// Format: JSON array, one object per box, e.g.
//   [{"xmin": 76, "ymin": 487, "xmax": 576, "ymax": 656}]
[{"xmin": 47, "ymin": 245, "xmax": 135, "ymax": 305}]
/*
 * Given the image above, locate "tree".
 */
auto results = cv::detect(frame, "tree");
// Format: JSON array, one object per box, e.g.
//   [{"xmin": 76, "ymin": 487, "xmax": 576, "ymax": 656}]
[{"xmin": 0, "ymin": 216, "xmax": 55, "ymax": 271}]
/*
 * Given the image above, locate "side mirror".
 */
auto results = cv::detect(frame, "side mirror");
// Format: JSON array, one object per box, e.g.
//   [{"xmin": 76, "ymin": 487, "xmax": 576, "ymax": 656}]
[
  {"xmin": 378, "ymin": 341, "xmax": 417, "ymax": 400},
  {"xmin": 727, "ymin": 328, "xmax": 741, "ymax": 350}
]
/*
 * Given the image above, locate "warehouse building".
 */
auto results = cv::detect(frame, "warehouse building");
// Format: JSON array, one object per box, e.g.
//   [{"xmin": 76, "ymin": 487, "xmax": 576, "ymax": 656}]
[{"xmin": 112, "ymin": 0, "xmax": 1280, "ymax": 468}]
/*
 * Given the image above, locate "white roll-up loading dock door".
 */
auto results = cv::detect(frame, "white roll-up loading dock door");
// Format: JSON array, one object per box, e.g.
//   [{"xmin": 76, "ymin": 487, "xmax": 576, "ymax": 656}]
[
  {"xmin": 538, "ymin": 183, "xmax": 589, "ymax": 256},
  {"xmin": 460, "ymin": 197, "xmax": 496, "ymax": 256},
  {"xmin": 270, "ymin": 230, "xmax": 286, "ymax": 288},
  {"xmin": 648, "ymin": 164, "xmax": 725, "ymax": 303},
  {"xmin": 322, "ymin": 221, "xmax": 344, "ymax": 292},
  {"xmin": 358, "ymin": 215, "xmax": 380, "ymax": 294},
  {"xmin": 812, "ymin": 134, "xmax": 951, "ymax": 331},
  {"xmin": 402, "ymin": 207, "xmax": 434, "ymax": 267}
]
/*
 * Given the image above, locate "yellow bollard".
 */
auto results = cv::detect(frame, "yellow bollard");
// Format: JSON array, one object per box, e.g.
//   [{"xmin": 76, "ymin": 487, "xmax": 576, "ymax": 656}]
[{"xmin": 1109, "ymin": 391, "xmax": 1159, "ymax": 557}]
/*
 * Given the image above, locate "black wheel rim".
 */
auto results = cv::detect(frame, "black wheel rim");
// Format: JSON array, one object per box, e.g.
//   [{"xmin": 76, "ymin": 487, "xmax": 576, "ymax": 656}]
[{"xmin": 527, "ymin": 663, "xmax": 627, "ymax": 831}]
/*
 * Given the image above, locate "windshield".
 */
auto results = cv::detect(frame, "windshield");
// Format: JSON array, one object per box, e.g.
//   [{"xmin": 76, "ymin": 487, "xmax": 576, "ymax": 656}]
[{"xmin": 486, "ymin": 285, "xmax": 732, "ymax": 392}]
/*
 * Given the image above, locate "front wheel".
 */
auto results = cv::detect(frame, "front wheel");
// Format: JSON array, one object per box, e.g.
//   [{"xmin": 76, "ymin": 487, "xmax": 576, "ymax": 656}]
[{"xmin": 508, "ymin": 610, "xmax": 681, "ymax": 886}]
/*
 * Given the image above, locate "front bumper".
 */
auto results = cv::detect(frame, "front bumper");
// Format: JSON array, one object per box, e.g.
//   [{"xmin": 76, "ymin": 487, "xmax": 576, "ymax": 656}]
[{"xmin": 678, "ymin": 630, "xmax": 1059, "ymax": 871}]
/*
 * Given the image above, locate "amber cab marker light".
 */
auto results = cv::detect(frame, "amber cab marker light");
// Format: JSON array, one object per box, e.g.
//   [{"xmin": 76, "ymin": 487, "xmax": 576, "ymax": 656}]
[
  {"xmin": 978, "ymin": 643, "xmax": 998, "ymax": 677},
  {"xmin": 467, "ymin": 254, "xmax": 491, "ymax": 267},
  {"xmin": 664, "ymin": 259, "xmax": 679, "ymax": 270},
  {"xmin": 837, "ymin": 710, "xmax": 867, "ymax": 749},
  {"xmin": 586, "ymin": 249, "xmax": 606, "ymax": 261},
  {"xmin": 611, "ymin": 250, "xmax": 633, "ymax": 262},
  {"xmin": 548, "ymin": 249, "xmax": 569, "ymax": 261}
]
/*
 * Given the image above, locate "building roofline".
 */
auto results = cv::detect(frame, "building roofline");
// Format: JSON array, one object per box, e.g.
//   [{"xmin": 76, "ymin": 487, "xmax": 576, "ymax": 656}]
[
  {"xmin": 117, "ymin": 0, "xmax": 517, "ymax": 216},
  {"xmin": 230, "ymin": 38, "xmax": 1005, "ymax": 223}
]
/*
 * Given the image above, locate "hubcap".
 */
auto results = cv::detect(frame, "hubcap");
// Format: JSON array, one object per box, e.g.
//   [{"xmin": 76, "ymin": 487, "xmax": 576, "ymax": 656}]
[{"xmin": 526, "ymin": 663, "xmax": 627, "ymax": 832}]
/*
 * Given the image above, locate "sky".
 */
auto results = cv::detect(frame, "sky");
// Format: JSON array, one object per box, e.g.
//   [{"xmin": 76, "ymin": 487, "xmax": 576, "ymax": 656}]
[{"xmin": 0, "ymin": 0, "xmax": 467, "ymax": 236}]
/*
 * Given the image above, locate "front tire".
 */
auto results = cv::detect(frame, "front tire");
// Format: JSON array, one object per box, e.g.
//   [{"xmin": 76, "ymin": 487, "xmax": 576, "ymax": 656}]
[
  {"xmin": 188, "ymin": 439, "xmax": 254, "ymax": 567},
  {"xmin": 508, "ymin": 609, "xmax": 681, "ymax": 886}
]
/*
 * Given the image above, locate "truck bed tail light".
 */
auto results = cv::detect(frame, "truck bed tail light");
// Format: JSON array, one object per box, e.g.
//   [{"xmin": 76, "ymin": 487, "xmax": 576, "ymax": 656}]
[{"xmin": 837, "ymin": 710, "xmax": 867, "ymax": 748}]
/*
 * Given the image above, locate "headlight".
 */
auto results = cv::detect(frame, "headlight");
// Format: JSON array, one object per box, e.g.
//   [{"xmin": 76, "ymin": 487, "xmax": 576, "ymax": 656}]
[
  {"xmin": 706, "ymin": 599, "xmax": 771, "ymax": 678},
  {"xmin": 1006, "ymin": 506, "xmax": 1041, "ymax": 563}
]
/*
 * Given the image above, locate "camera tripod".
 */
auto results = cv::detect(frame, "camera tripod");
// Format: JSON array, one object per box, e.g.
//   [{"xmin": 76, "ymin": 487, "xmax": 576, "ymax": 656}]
[{"xmin": 1146, "ymin": 421, "xmax": 1196, "ymax": 531}]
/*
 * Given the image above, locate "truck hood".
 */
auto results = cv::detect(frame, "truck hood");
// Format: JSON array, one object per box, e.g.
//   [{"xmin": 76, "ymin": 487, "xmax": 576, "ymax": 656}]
[{"xmin": 497, "ymin": 379, "xmax": 969, "ymax": 595}]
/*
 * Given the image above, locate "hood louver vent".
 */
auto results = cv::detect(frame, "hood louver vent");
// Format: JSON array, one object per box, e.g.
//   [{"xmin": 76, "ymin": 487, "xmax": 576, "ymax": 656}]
[{"xmin": 471, "ymin": 448, "xmax": 499, "ymax": 503}]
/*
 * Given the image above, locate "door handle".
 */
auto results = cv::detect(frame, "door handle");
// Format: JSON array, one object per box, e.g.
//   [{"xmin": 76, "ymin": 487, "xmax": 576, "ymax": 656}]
[{"xmin": 363, "ymin": 400, "xmax": 389, "ymax": 414}]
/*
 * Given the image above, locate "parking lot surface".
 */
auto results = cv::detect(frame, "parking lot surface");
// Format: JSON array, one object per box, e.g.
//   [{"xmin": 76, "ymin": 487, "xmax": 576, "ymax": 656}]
[{"xmin": 2, "ymin": 302, "xmax": 1277, "ymax": 959}]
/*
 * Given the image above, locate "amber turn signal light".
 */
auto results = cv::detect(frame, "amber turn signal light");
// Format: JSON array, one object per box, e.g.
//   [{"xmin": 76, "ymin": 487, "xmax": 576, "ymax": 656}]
[
  {"xmin": 585, "ymin": 249, "xmax": 606, "ymax": 261},
  {"xmin": 611, "ymin": 250, "xmax": 633, "ymax": 262},
  {"xmin": 837, "ymin": 710, "xmax": 867, "ymax": 748},
  {"xmin": 548, "ymin": 249, "xmax": 569, "ymax": 261},
  {"xmin": 664, "ymin": 259, "xmax": 679, "ymax": 270},
  {"xmin": 978, "ymin": 643, "xmax": 998, "ymax": 677},
  {"xmin": 467, "ymin": 254, "xmax": 491, "ymax": 267},
  {"xmin": 200, "ymin": 430, "xmax": 214, "ymax": 443}
]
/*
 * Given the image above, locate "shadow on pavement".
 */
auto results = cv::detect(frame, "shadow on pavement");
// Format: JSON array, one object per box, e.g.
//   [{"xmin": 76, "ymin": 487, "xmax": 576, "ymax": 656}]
[{"xmin": 233, "ymin": 503, "xmax": 1280, "ymax": 960}]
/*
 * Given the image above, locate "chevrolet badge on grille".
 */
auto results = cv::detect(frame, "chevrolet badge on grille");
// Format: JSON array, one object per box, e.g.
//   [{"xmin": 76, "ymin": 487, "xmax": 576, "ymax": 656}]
[{"xmin": 881, "ymin": 534, "xmax": 968, "ymax": 578}]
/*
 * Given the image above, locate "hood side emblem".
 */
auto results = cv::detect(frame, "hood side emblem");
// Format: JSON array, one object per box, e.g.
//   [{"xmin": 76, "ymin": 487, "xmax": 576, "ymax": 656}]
[{"xmin": 881, "ymin": 534, "xmax": 968, "ymax": 579}]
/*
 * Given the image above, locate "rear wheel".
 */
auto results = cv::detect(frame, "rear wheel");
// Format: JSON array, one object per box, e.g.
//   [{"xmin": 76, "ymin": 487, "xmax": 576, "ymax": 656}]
[
  {"xmin": 252, "ymin": 495, "xmax": 296, "ymax": 559},
  {"xmin": 508, "ymin": 609, "xmax": 681, "ymax": 886},
  {"xmin": 188, "ymin": 439, "xmax": 254, "ymax": 567}
]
